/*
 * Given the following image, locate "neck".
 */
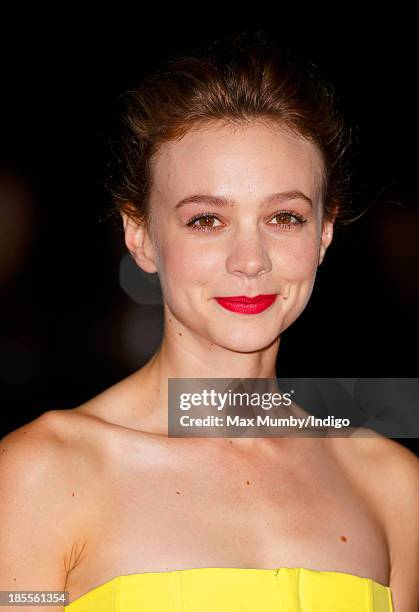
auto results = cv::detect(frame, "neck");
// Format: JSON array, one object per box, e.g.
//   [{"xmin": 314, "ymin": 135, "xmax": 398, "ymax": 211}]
[{"xmin": 130, "ymin": 306, "xmax": 281, "ymax": 449}]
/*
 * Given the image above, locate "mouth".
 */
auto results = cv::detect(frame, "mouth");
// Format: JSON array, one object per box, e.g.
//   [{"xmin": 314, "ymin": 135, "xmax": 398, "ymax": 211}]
[{"xmin": 214, "ymin": 294, "xmax": 277, "ymax": 314}]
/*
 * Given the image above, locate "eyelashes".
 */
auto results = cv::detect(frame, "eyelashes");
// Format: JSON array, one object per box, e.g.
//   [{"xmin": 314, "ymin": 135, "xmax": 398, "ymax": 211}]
[{"xmin": 185, "ymin": 210, "xmax": 307, "ymax": 232}]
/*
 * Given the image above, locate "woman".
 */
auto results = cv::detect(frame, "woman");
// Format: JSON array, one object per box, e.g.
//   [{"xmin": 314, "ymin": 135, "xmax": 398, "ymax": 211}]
[{"xmin": 0, "ymin": 31, "xmax": 418, "ymax": 612}]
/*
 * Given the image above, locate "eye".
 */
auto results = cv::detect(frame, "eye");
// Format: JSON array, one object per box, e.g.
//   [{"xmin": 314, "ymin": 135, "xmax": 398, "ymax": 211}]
[
  {"xmin": 185, "ymin": 209, "xmax": 307, "ymax": 232},
  {"xmin": 186, "ymin": 213, "xmax": 222, "ymax": 231},
  {"xmin": 268, "ymin": 210, "xmax": 306, "ymax": 229}
]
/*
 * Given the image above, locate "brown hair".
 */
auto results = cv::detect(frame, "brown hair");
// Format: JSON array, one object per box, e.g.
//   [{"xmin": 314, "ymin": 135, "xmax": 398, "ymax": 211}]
[{"xmin": 108, "ymin": 31, "xmax": 355, "ymax": 230}]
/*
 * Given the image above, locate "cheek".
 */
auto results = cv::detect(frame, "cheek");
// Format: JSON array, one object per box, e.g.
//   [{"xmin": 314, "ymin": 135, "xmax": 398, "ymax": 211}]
[
  {"xmin": 272, "ymin": 236, "xmax": 320, "ymax": 281},
  {"xmin": 158, "ymin": 235, "xmax": 222, "ymax": 291}
]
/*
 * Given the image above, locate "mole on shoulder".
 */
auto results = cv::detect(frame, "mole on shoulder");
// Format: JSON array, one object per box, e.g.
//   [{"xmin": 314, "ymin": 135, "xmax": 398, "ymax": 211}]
[
  {"xmin": 72, "ymin": 492, "xmax": 75, "ymax": 497},
  {"xmin": 176, "ymin": 491, "xmax": 181, "ymax": 495},
  {"xmin": 340, "ymin": 535, "xmax": 348, "ymax": 542},
  {"xmin": 246, "ymin": 480, "xmax": 250, "ymax": 485},
  {"xmin": 178, "ymin": 332, "xmax": 182, "ymax": 336}
]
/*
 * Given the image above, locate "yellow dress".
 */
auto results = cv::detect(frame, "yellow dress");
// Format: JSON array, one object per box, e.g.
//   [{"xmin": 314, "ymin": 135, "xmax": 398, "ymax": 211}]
[{"xmin": 64, "ymin": 566, "xmax": 394, "ymax": 611}]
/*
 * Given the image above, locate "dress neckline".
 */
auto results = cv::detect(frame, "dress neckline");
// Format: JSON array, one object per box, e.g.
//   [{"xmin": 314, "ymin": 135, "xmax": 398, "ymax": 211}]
[{"xmin": 66, "ymin": 565, "xmax": 392, "ymax": 607}]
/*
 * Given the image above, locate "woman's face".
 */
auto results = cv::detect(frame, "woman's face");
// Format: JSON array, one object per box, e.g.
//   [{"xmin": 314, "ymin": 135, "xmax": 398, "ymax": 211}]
[{"xmin": 127, "ymin": 119, "xmax": 334, "ymax": 353}]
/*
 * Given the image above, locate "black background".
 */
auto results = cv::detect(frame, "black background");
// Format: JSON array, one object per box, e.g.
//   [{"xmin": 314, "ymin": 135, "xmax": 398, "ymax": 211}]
[{"xmin": 0, "ymin": 13, "xmax": 417, "ymax": 454}]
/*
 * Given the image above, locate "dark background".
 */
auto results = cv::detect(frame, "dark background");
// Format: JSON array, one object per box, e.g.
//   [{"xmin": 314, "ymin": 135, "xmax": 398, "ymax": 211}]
[{"xmin": 0, "ymin": 15, "xmax": 417, "ymax": 455}]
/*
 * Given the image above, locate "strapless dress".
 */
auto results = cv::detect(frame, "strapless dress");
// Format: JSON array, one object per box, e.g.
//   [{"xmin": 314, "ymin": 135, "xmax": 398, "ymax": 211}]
[{"xmin": 64, "ymin": 566, "xmax": 394, "ymax": 611}]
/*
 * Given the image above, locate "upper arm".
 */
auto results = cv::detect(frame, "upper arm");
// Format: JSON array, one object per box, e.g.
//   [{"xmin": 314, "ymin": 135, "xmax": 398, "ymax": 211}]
[
  {"xmin": 379, "ymin": 440, "xmax": 419, "ymax": 612},
  {"xmin": 0, "ymin": 412, "xmax": 79, "ymax": 611}
]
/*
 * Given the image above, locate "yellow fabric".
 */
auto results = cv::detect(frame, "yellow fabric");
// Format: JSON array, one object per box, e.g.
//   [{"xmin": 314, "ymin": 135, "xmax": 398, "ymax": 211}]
[{"xmin": 64, "ymin": 566, "xmax": 394, "ymax": 611}]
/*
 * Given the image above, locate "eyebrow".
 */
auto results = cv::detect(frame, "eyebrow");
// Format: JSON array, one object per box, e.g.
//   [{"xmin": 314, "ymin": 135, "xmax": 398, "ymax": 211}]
[{"xmin": 174, "ymin": 190, "xmax": 313, "ymax": 210}]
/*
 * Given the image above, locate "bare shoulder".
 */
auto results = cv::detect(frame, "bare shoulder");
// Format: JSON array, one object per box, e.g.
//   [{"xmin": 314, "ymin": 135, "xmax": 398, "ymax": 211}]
[
  {"xmin": 338, "ymin": 430, "xmax": 418, "ymax": 495},
  {"xmin": 331, "ymin": 430, "xmax": 419, "ymax": 518},
  {"xmin": 0, "ymin": 410, "xmax": 71, "ymax": 481},
  {"xmin": 331, "ymin": 431, "xmax": 419, "ymax": 610},
  {"xmin": 330, "ymin": 427, "xmax": 418, "ymax": 475},
  {"xmin": 0, "ymin": 410, "xmax": 98, "ymax": 598},
  {"xmin": 0, "ymin": 409, "xmax": 103, "ymax": 520},
  {"xmin": 0, "ymin": 409, "xmax": 112, "ymax": 551},
  {"xmin": 0, "ymin": 408, "xmax": 108, "ymax": 473}
]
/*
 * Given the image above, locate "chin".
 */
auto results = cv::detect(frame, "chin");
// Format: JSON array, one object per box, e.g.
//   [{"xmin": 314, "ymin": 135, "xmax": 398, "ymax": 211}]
[{"xmin": 208, "ymin": 327, "xmax": 280, "ymax": 354}]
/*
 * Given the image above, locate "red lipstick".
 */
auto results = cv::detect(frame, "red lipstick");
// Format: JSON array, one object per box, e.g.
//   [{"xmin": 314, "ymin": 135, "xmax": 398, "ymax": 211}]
[{"xmin": 214, "ymin": 294, "xmax": 277, "ymax": 314}]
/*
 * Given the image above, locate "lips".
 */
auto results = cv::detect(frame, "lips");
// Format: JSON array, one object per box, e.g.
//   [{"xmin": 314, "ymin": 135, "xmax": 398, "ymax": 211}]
[
  {"xmin": 216, "ymin": 294, "xmax": 275, "ymax": 303},
  {"xmin": 214, "ymin": 294, "xmax": 277, "ymax": 314}
]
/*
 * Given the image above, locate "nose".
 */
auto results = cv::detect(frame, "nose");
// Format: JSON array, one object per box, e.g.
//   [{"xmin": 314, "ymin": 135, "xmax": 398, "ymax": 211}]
[{"xmin": 225, "ymin": 226, "xmax": 272, "ymax": 279}]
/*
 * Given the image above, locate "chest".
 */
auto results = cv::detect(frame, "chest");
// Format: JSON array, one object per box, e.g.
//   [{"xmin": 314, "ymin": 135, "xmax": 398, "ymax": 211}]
[{"xmin": 68, "ymin": 438, "xmax": 390, "ymax": 595}]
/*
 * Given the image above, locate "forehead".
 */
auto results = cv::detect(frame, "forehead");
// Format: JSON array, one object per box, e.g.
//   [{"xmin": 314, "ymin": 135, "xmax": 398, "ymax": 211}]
[{"xmin": 150, "ymin": 120, "xmax": 324, "ymax": 204}]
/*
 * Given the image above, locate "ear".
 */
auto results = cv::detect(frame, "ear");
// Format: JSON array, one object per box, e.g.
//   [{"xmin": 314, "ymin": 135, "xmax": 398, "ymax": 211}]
[
  {"xmin": 121, "ymin": 211, "xmax": 158, "ymax": 274},
  {"xmin": 318, "ymin": 217, "xmax": 334, "ymax": 266}
]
